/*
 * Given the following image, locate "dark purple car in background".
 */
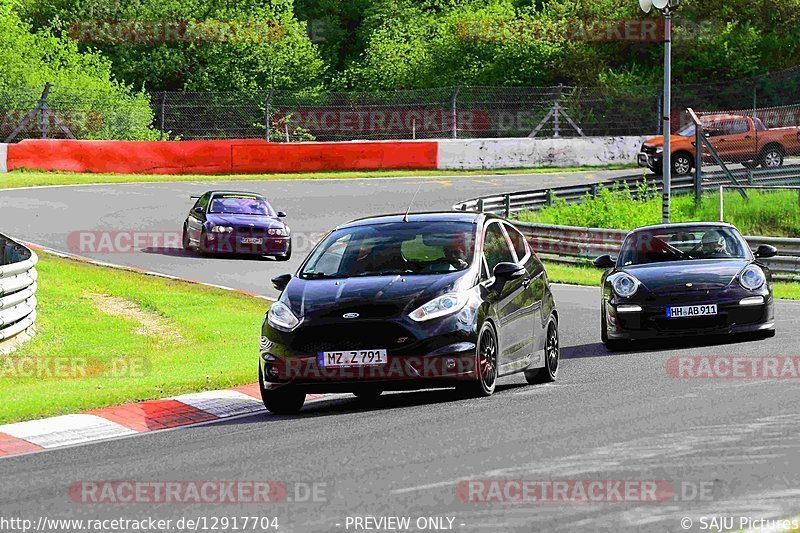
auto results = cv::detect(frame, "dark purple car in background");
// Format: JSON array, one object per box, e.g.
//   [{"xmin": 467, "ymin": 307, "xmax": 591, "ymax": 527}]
[{"xmin": 182, "ymin": 191, "xmax": 292, "ymax": 260}]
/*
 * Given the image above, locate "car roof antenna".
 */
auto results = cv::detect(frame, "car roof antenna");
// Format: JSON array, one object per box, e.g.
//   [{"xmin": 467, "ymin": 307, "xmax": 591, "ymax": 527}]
[{"xmin": 403, "ymin": 184, "xmax": 423, "ymax": 222}]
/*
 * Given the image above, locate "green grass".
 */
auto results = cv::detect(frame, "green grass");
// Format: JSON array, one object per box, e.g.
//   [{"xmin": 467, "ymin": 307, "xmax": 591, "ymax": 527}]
[
  {"xmin": 0, "ymin": 253, "xmax": 270, "ymax": 424},
  {"xmin": 1, "ymin": 164, "xmax": 635, "ymax": 189},
  {"xmin": 518, "ymin": 185, "xmax": 800, "ymax": 237}
]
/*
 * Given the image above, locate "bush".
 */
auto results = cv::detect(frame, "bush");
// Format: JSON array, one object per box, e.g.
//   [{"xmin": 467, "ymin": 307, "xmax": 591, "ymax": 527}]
[{"xmin": 0, "ymin": 2, "xmax": 156, "ymax": 140}]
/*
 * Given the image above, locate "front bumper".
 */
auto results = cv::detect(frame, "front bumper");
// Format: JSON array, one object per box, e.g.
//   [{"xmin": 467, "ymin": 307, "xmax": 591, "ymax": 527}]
[
  {"xmin": 604, "ymin": 294, "xmax": 775, "ymax": 340},
  {"xmin": 638, "ymin": 152, "xmax": 662, "ymax": 169},
  {"xmin": 260, "ymin": 314, "xmax": 480, "ymax": 392},
  {"xmin": 203, "ymin": 233, "xmax": 290, "ymax": 255}
]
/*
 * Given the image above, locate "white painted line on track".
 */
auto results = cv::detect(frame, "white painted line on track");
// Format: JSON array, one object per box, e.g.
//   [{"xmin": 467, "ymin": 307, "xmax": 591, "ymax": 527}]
[{"xmin": 1, "ymin": 414, "xmax": 136, "ymax": 449}]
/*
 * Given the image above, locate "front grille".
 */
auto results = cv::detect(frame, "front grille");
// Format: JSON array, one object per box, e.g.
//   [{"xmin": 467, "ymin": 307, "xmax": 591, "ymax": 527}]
[
  {"xmin": 291, "ymin": 322, "xmax": 416, "ymax": 354},
  {"xmin": 642, "ymin": 145, "xmax": 658, "ymax": 155}
]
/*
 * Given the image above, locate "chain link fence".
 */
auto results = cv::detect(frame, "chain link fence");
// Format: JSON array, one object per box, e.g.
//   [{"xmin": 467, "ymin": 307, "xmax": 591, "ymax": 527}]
[{"xmin": 3, "ymin": 67, "xmax": 800, "ymax": 142}]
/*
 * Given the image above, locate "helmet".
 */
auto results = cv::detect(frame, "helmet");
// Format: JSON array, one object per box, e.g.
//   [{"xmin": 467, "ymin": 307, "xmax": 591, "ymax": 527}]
[{"xmin": 701, "ymin": 230, "xmax": 727, "ymax": 255}]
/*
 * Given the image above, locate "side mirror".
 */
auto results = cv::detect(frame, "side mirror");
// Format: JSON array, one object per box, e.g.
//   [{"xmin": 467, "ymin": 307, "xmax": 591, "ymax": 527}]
[
  {"xmin": 193, "ymin": 207, "xmax": 204, "ymax": 215},
  {"xmin": 755, "ymin": 244, "xmax": 778, "ymax": 259},
  {"xmin": 593, "ymin": 255, "xmax": 616, "ymax": 269},
  {"xmin": 277, "ymin": 211, "xmax": 287, "ymax": 218},
  {"xmin": 493, "ymin": 262, "xmax": 526, "ymax": 281},
  {"xmin": 272, "ymin": 273, "xmax": 292, "ymax": 292}
]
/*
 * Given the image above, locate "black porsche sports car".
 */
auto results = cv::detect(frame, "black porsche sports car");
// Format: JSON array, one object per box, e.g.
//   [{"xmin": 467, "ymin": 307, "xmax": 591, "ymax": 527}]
[
  {"xmin": 594, "ymin": 222, "xmax": 777, "ymax": 350},
  {"xmin": 182, "ymin": 191, "xmax": 291, "ymax": 260},
  {"xmin": 259, "ymin": 212, "xmax": 559, "ymax": 414}
]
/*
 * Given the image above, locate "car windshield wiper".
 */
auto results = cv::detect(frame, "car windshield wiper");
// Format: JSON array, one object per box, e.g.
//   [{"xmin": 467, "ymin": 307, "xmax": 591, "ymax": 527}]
[{"xmin": 354, "ymin": 269, "xmax": 415, "ymax": 277}]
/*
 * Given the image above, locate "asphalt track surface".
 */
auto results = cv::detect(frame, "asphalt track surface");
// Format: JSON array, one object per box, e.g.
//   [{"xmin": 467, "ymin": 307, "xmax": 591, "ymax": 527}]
[{"xmin": 1, "ymin": 169, "xmax": 799, "ymax": 532}]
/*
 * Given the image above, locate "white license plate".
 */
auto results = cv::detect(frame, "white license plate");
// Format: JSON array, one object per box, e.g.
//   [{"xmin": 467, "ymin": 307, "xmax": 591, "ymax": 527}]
[
  {"xmin": 241, "ymin": 237, "xmax": 263, "ymax": 244},
  {"xmin": 667, "ymin": 304, "xmax": 718, "ymax": 318},
  {"xmin": 318, "ymin": 349, "xmax": 388, "ymax": 367}
]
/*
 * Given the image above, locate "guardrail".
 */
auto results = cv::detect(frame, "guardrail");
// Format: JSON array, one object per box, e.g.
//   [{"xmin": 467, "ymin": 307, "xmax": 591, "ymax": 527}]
[
  {"xmin": 0, "ymin": 234, "xmax": 38, "ymax": 352},
  {"xmin": 515, "ymin": 222, "xmax": 800, "ymax": 281},
  {"xmin": 453, "ymin": 166, "xmax": 800, "ymax": 216}
]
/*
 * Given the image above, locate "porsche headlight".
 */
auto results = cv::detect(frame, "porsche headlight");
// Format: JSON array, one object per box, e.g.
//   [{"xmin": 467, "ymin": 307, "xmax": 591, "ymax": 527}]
[
  {"xmin": 409, "ymin": 292, "xmax": 469, "ymax": 322},
  {"xmin": 211, "ymin": 225, "xmax": 234, "ymax": 233},
  {"xmin": 267, "ymin": 301, "xmax": 301, "ymax": 331},
  {"xmin": 268, "ymin": 228, "xmax": 288, "ymax": 236},
  {"xmin": 740, "ymin": 265, "xmax": 766, "ymax": 290},
  {"xmin": 609, "ymin": 272, "xmax": 640, "ymax": 298}
]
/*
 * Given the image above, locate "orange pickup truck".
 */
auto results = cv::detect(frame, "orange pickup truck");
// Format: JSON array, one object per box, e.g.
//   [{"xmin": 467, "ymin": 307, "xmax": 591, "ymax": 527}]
[{"xmin": 638, "ymin": 114, "xmax": 800, "ymax": 175}]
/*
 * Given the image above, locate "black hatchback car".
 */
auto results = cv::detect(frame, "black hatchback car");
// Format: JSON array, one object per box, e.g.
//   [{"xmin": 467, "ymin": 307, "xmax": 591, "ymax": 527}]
[
  {"xmin": 259, "ymin": 212, "xmax": 559, "ymax": 414},
  {"xmin": 594, "ymin": 222, "xmax": 777, "ymax": 350}
]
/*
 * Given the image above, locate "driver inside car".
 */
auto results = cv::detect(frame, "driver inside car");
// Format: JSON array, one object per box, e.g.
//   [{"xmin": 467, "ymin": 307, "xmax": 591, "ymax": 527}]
[{"xmin": 700, "ymin": 230, "xmax": 731, "ymax": 258}]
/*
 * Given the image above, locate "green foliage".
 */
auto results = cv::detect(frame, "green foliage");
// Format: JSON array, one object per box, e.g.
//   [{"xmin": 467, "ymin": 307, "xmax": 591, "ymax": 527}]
[
  {"xmin": 0, "ymin": 1, "xmax": 156, "ymax": 139},
  {"xmin": 517, "ymin": 187, "xmax": 800, "ymax": 237},
  {"xmin": 17, "ymin": 0, "xmax": 326, "ymax": 92}
]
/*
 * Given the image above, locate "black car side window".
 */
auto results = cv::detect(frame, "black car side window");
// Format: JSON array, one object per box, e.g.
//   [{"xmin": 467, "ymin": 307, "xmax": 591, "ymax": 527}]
[
  {"xmin": 195, "ymin": 193, "xmax": 210, "ymax": 211},
  {"xmin": 483, "ymin": 223, "xmax": 515, "ymax": 273},
  {"xmin": 504, "ymin": 224, "xmax": 529, "ymax": 262}
]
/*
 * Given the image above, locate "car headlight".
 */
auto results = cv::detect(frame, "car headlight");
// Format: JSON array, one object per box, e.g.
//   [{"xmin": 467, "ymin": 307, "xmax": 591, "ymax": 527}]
[
  {"xmin": 655, "ymin": 147, "xmax": 663, "ymax": 154},
  {"xmin": 211, "ymin": 225, "xmax": 234, "ymax": 233},
  {"xmin": 267, "ymin": 301, "xmax": 301, "ymax": 331},
  {"xmin": 409, "ymin": 292, "xmax": 469, "ymax": 322},
  {"xmin": 609, "ymin": 272, "xmax": 640, "ymax": 298},
  {"xmin": 740, "ymin": 265, "xmax": 766, "ymax": 290},
  {"xmin": 268, "ymin": 228, "xmax": 288, "ymax": 236}
]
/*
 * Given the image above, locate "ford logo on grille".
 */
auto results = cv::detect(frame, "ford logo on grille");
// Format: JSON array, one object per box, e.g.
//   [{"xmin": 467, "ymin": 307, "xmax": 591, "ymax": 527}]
[{"xmin": 343, "ymin": 313, "xmax": 360, "ymax": 319}]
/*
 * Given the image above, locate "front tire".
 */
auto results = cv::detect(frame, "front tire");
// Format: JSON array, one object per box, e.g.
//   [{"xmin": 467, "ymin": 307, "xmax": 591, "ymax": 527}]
[
  {"xmin": 672, "ymin": 152, "xmax": 693, "ymax": 176},
  {"xmin": 761, "ymin": 146, "xmax": 784, "ymax": 168},
  {"xmin": 525, "ymin": 317, "xmax": 559, "ymax": 384},
  {"xmin": 259, "ymin": 368, "xmax": 305, "ymax": 414},
  {"xmin": 182, "ymin": 225, "xmax": 192, "ymax": 251},
  {"xmin": 460, "ymin": 323, "xmax": 498, "ymax": 397},
  {"xmin": 601, "ymin": 303, "xmax": 628, "ymax": 352}
]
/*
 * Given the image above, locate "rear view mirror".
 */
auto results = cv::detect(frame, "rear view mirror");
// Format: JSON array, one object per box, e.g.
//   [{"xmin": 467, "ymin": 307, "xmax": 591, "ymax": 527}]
[
  {"xmin": 493, "ymin": 262, "xmax": 526, "ymax": 281},
  {"xmin": 272, "ymin": 273, "xmax": 292, "ymax": 292},
  {"xmin": 277, "ymin": 211, "xmax": 287, "ymax": 218},
  {"xmin": 193, "ymin": 207, "xmax": 204, "ymax": 214},
  {"xmin": 755, "ymin": 244, "xmax": 778, "ymax": 259},
  {"xmin": 593, "ymin": 255, "xmax": 616, "ymax": 269}
]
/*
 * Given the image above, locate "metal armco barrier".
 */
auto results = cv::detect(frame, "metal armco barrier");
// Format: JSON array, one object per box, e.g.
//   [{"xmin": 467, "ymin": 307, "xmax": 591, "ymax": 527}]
[
  {"xmin": 0, "ymin": 234, "xmax": 38, "ymax": 351},
  {"xmin": 514, "ymin": 222, "xmax": 800, "ymax": 281}
]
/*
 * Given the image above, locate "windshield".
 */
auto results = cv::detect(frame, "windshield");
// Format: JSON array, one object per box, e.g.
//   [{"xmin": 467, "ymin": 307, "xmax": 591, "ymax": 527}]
[
  {"xmin": 301, "ymin": 221, "xmax": 476, "ymax": 278},
  {"xmin": 677, "ymin": 123, "xmax": 696, "ymax": 137},
  {"xmin": 618, "ymin": 226, "xmax": 749, "ymax": 266},
  {"xmin": 209, "ymin": 195, "xmax": 275, "ymax": 216}
]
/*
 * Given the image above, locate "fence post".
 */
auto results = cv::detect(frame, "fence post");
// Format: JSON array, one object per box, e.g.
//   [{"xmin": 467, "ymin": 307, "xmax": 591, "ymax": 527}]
[
  {"xmin": 694, "ymin": 121, "xmax": 702, "ymax": 202},
  {"xmin": 264, "ymin": 88, "xmax": 275, "ymax": 142},
  {"xmin": 590, "ymin": 183, "xmax": 599, "ymax": 198},
  {"xmin": 477, "ymin": 198, "xmax": 484, "ymax": 212},
  {"xmin": 504, "ymin": 195, "xmax": 511, "ymax": 218},
  {"xmin": 547, "ymin": 189, "xmax": 554, "ymax": 206},
  {"xmin": 159, "ymin": 92, "xmax": 166, "ymax": 140},
  {"xmin": 451, "ymin": 85, "xmax": 461, "ymax": 139},
  {"xmin": 39, "ymin": 82, "xmax": 52, "ymax": 139}
]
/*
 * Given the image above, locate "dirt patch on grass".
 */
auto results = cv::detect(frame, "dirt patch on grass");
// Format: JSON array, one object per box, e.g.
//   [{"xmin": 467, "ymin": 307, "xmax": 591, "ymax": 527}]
[{"xmin": 87, "ymin": 293, "xmax": 183, "ymax": 342}]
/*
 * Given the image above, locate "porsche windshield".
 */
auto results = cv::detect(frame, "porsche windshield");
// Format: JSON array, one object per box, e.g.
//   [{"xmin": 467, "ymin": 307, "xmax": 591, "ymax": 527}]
[
  {"xmin": 619, "ymin": 226, "xmax": 749, "ymax": 266},
  {"xmin": 301, "ymin": 221, "xmax": 476, "ymax": 278}
]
